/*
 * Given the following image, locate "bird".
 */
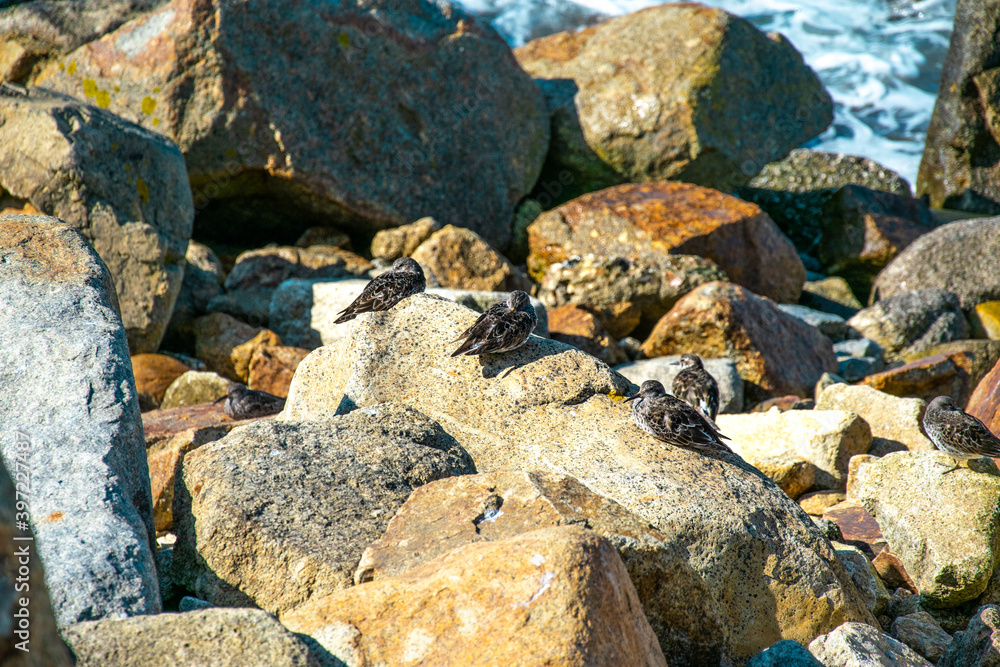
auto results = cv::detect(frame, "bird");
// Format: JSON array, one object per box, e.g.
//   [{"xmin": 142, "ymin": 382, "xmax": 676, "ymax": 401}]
[
  {"xmin": 334, "ymin": 257, "xmax": 426, "ymax": 324},
  {"xmin": 451, "ymin": 290, "xmax": 537, "ymax": 357},
  {"xmin": 670, "ymin": 353, "xmax": 720, "ymax": 422},
  {"xmin": 218, "ymin": 382, "xmax": 286, "ymax": 420},
  {"xmin": 922, "ymin": 395, "xmax": 1000, "ymax": 474},
  {"xmin": 625, "ymin": 380, "xmax": 733, "ymax": 455}
]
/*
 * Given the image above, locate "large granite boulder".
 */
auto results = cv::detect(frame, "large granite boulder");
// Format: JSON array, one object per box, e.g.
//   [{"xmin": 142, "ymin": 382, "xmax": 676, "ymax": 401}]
[
  {"xmin": 847, "ymin": 289, "xmax": 969, "ymax": 362},
  {"xmin": 282, "ymin": 293, "xmax": 873, "ymax": 662},
  {"xmin": 0, "ymin": 86, "xmax": 192, "ymax": 352},
  {"xmin": 808, "ymin": 622, "xmax": 932, "ymax": 667},
  {"xmin": 513, "ymin": 4, "xmax": 831, "ymax": 198},
  {"xmin": 815, "ymin": 384, "xmax": 933, "ymax": 454},
  {"xmin": 35, "ymin": 0, "xmax": 548, "ymax": 249},
  {"xmin": 0, "ymin": 216, "xmax": 160, "ymax": 625}
]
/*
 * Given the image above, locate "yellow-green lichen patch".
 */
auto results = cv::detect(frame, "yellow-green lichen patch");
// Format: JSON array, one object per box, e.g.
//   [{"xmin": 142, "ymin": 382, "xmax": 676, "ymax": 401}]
[
  {"xmin": 151, "ymin": 118, "xmax": 161, "ymax": 127},
  {"xmin": 338, "ymin": 32, "xmax": 350, "ymax": 48},
  {"xmin": 141, "ymin": 96, "xmax": 157, "ymax": 115},
  {"xmin": 95, "ymin": 90, "xmax": 111, "ymax": 108},
  {"xmin": 66, "ymin": 61, "xmax": 77, "ymax": 75},
  {"xmin": 136, "ymin": 177, "xmax": 149, "ymax": 204},
  {"xmin": 82, "ymin": 78, "xmax": 97, "ymax": 98}
]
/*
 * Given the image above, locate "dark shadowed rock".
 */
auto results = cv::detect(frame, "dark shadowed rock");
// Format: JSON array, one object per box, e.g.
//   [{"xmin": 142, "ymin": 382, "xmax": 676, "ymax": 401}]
[
  {"xmin": 848, "ymin": 289, "xmax": 968, "ymax": 361},
  {"xmin": 938, "ymin": 604, "xmax": 1000, "ymax": 667},
  {"xmin": 162, "ymin": 240, "xmax": 223, "ymax": 353},
  {"xmin": 747, "ymin": 639, "xmax": 825, "ymax": 667}
]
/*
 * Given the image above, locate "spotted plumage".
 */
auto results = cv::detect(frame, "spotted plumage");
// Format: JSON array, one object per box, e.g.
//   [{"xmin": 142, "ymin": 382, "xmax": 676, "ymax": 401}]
[
  {"xmin": 221, "ymin": 382, "xmax": 285, "ymax": 420},
  {"xmin": 334, "ymin": 257, "xmax": 425, "ymax": 324},
  {"xmin": 451, "ymin": 290, "xmax": 537, "ymax": 357},
  {"xmin": 923, "ymin": 395, "xmax": 1000, "ymax": 473},
  {"xmin": 626, "ymin": 380, "xmax": 733, "ymax": 455},
  {"xmin": 670, "ymin": 353, "xmax": 720, "ymax": 422}
]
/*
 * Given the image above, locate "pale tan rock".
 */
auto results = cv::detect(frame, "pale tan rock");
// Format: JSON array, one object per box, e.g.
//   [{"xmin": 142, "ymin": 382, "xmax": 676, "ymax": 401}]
[
  {"xmin": 751, "ymin": 457, "xmax": 817, "ymax": 499},
  {"xmin": 845, "ymin": 454, "xmax": 878, "ymax": 502},
  {"xmin": 410, "ymin": 224, "xmax": 531, "ymax": 292},
  {"xmin": 816, "ymin": 383, "xmax": 934, "ymax": 454},
  {"xmin": 370, "ymin": 216, "xmax": 440, "ymax": 260},
  {"xmin": 159, "ymin": 370, "xmax": 229, "ymax": 409},
  {"xmin": 808, "ymin": 622, "xmax": 933, "ymax": 667},
  {"xmin": 799, "ymin": 490, "xmax": 847, "ymax": 516}
]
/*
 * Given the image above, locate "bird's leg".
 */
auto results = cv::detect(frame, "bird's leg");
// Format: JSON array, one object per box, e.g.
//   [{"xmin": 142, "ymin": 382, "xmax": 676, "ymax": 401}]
[{"xmin": 941, "ymin": 460, "xmax": 964, "ymax": 474}]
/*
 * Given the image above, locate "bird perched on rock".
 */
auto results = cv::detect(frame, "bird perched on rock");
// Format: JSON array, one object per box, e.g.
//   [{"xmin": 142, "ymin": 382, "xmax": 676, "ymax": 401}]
[
  {"xmin": 923, "ymin": 395, "xmax": 1000, "ymax": 473},
  {"xmin": 451, "ymin": 290, "xmax": 537, "ymax": 357},
  {"xmin": 334, "ymin": 257, "xmax": 425, "ymax": 323},
  {"xmin": 219, "ymin": 382, "xmax": 286, "ymax": 420},
  {"xmin": 671, "ymin": 353, "xmax": 720, "ymax": 422},
  {"xmin": 625, "ymin": 380, "xmax": 733, "ymax": 455}
]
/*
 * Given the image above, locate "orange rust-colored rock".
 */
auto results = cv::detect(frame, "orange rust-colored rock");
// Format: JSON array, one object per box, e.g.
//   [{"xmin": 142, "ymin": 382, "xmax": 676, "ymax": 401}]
[
  {"xmin": 131, "ymin": 353, "xmax": 191, "ymax": 411},
  {"xmin": 548, "ymin": 304, "xmax": 628, "ymax": 366},
  {"xmin": 248, "ymin": 345, "xmax": 311, "ymax": 398},
  {"xmin": 410, "ymin": 224, "xmax": 532, "ymax": 292},
  {"xmin": 823, "ymin": 500, "xmax": 886, "ymax": 559},
  {"xmin": 281, "ymin": 526, "xmax": 668, "ymax": 667},
  {"xmin": 968, "ymin": 358, "xmax": 1000, "ymax": 434},
  {"xmin": 527, "ymin": 182, "xmax": 804, "ymax": 303},
  {"xmin": 641, "ymin": 281, "xmax": 837, "ymax": 402},
  {"xmin": 193, "ymin": 312, "xmax": 282, "ymax": 382},
  {"xmin": 142, "ymin": 403, "xmax": 238, "ymax": 447},
  {"xmin": 858, "ymin": 351, "xmax": 976, "ymax": 406}
]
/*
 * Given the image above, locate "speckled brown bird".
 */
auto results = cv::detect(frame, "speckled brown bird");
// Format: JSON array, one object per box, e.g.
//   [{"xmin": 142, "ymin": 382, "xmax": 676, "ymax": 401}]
[
  {"xmin": 334, "ymin": 257, "xmax": 425, "ymax": 323},
  {"xmin": 450, "ymin": 290, "xmax": 537, "ymax": 357},
  {"xmin": 670, "ymin": 353, "xmax": 720, "ymax": 422},
  {"xmin": 923, "ymin": 395, "xmax": 1000, "ymax": 473},
  {"xmin": 625, "ymin": 380, "xmax": 733, "ymax": 455},
  {"xmin": 220, "ymin": 382, "xmax": 285, "ymax": 420}
]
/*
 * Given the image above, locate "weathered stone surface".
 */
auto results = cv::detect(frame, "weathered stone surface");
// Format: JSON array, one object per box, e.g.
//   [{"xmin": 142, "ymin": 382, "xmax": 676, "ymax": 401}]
[
  {"xmin": 641, "ymin": 282, "xmax": 838, "ymax": 402},
  {"xmin": 159, "ymin": 370, "xmax": 229, "ymax": 409},
  {"xmin": 62, "ymin": 608, "xmax": 319, "ymax": 667},
  {"xmin": 547, "ymin": 305, "xmax": 628, "ymax": 366},
  {"xmin": 294, "ymin": 226, "xmax": 351, "ymax": 250},
  {"xmin": 410, "ymin": 225, "xmax": 531, "ymax": 292},
  {"xmin": 527, "ymin": 182, "xmax": 805, "ymax": 303},
  {"xmin": 778, "ymin": 304, "xmax": 849, "ymax": 342},
  {"xmin": 833, "ymin": 541, "xmax": 890, "ymax": 617},
  {"xmin": 801, "ymin": 276, "xmax": 863, "ymax": 320},
  {"xmin": 285, "ymin": 527, "xmax": 667, "ymax": 666},
  {"xmin": 717, "ymin": 410, "xmax": 872, "ymax": 489},
  {"xmin": 0, "ymin": 87, "xmax": 192, "ymax": 352},
  {"xmin": 615, "ymin": 355, "xmax": 744, "ymax": 415},
  {"xmin": 938, "ymin": 604, "xmax": 1000, "ymax": 667},
  {"xmin": 370, "ymin": 216, "xmax": 440, "ymax": 260},
  {"xmin": 874, "ymin": 550, "xmax": 917, "ymax": 592},
  {"xmin": 355, "ymin": 471, "xmax": 723, "ymax": 664},
  {"xmin": 968, "ymin": 357, "xmax": 1000, "ymax": 434},
  {"xmin": 914, "ymin": 339, "xmax": 1000, "ymax": 393},
  {"xmin": 748, "ymin": 639, "xmax": 825, "ymax": 667},
  {"xmin": 856, "ymin": 452, "xmax": 1000, "ymax": 607},
  {"xmin": 193, "ymin": 313, "xmax": 280, "ymax": 382},
  {"xmin": 141, "ymin": 402, "xmax": 234, "ymax": 446},
  {"xmin": 36, "ymin": 0, "xmax": 548, "ymax": 249},
  {"xmin": 514, "ymin": 4, "xmax": 831, "ymax": 197},
  {"xmin": 848, "ymin": 289, "xmax": 969, "ymax": 362},
  {"xmin": 858, "ymin": 351, "xmax": 976, "ymax": 406},
  {"xmin": 815, "ymin": 384, "xmax": 934, "ymax": 454},
  {"xmin": 0, "ymin": 216, "xmax": 159, "ymax": 624},
  {"xmin": 205, "ymin": 286, "xmax": 273, "ymax": 328},
  {"xmin": 172, "ymin": 407, "xmax": 475, "ymax": 615},
  {"xmin": 891, "ymin": 611, "xmax": 952, "ymax": 663},
  {"xmin": 751, "ymin": 457, "xmax": 817, "ymax": 499},
  {"xmin": 162, "ymin": 240, "xmax": 223, "ymax": 352},
  {"xmin": 799, "ymin": 490, "xmax": 847, "ymax": 516},
  {"xmin": 131, "ymin": 353, "xmax": 190, "ymax": 411},
  {"xmin": 808, "ymin": 622, "xmax": 933, "ymax": 667},
  {"xmin": 974, "ymin": 301, "xmax": 1000, "ymax": 340},
  {"xmin": 282, "ymin": 293, "xmax": 874, "ymax": 662},
  {"xmin": 587, "ymin": 301, "xmax": 642, "ymax": 340},
  {"xmin": 871, "ymin": 218, "xmax": 1000, "ymax": 309},
  {"xmin": 248, "ymin": 345, "xmax": 310, "ymax": 398},
  {"xmin": 224, "ymin": 245, "xmax": 371, "ymax": 293}
]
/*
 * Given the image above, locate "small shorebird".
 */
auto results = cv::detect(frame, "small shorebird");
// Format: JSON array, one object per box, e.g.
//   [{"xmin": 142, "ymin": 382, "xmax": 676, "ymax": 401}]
[
  {"xmin": 219, "ymin": 382, "xmax": 285, "ymax": 420},
  {"xmin": 923, "ymin": 395, "xmax": 1000, "ymax": 474},
  {"xmin": 451, "ymin": 290, "xmax": 537, "ymax": 357},
  {"xmin": 625, "ymin": 380, "xmax": 732, "ymax": 455},
  {"xmin": 334, "ymin": 257, "xmax": 426, "ymax": 323},
  {"xmin": 671, "ymin": 353, "xmax": 720, "ymax": 422}
]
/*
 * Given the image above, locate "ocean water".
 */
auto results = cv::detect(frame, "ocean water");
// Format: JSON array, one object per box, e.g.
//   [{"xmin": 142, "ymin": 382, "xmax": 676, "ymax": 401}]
[{"xmin": 457, "ymin": 0, "xmax": 956, "ymax": 188}]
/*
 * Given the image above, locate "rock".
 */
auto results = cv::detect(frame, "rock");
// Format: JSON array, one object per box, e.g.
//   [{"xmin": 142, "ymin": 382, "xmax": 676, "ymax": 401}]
[
  {"xmin": 873, "ymin": 550, "xmax": 917, "ymax": 592},
  {"xmin": 513, "ymin": 4, "xmax": 831, "ymax": 197},
  {"xmin": 547, "ymin": 305, "xmax": 628, "ymax": 366},
  {"xmin": 36, "ymin": 0, "xmax": 547, "ymax": 250},
  {"xmin": 891, "ymin": 612, "xmax": 952, "ymax": 663},
  {"xmin": 748, "ymin": 639, "xmax": 825, "ymax": 667},
  {"xmin": 61, "ymin": 608, "xmax": 319, "ymax": 667},
  {"xmin": 536, "ymin": 253, "xmax": 728, "ymax": 330},
  {"xmin": 131, "ymin": 353, "xmax": 190, "ymax": 411},
  {"xmin": 294, "ymin": 227, "xmax": 351, "ymax": 249},
  {"xmin": 614, "ymin": 355, "xmax": 744, "ymax": 415},
  {"xmin": 248, "ymin": 346, "xmax": 311, "ymax": 398},
  {"xmin": 409, "ymin": 225, "xmax": 531, "ymax": 292},
  {"xmin": 815, "ymin": 384, "xmax": 934, "ymax": 454},
  {"xmin": 808, "ymin": 622, "xmax": 933, "ymax": 667},
  {"xmin": 0, "ymin": 216, "xmax": 159, "ymax": 625},
  {"xmin": 833, "ymin": 541, "xmax": 890, "ymax": 617},
  {"xmin": 369, "ymin": 216, "xmax": 440, "ymax": 260},
  {"xmin": 856, "ymin": 451, "xmax": 1000, "ymax": 607},
  {"xmin": 834, "ymin": 338, "xmax": 886, "ymax": 362},
  {"xmin": 282, "ymin": 293, "xmax": 874, "ymax": 662},
  {"xmin": 912, "ymin": 339, "xmax": 1000, "ymax": 391},
  {"xmin": 586, "ymin": 301, "xmax": 643, "ymax": 340},
  {"xmin": 752, "ymin": 457, "xmax": 817, "ymax": 499},
  {"xmin": 141, "ymin": 402, "xmax": 234, "ymax": 446},
  {"xmin": 751, "ymin": 396, "xmax": 816, "ymax": 413},
  {"xmin": 177, "ymin": 596, "xmax": 211, "ymax": 612},
  {"xmin": 527, "ymin": 182, "xmax": 805, "ymax": 303},
  {"xmin": 858, "ymin": 351, "xmax": 976, "ymax": 406},
  {"xmin": 159, "ymin": 370, "xmax": 229, "ymax": 409},
  {"xmin": 799, "ymin": 491, "xmax": 847, "ymax": 516},
  {"xmin": 871, "ymin": 218, "xmax": 1000, "ymax": 309},
  {"xmin": 162, "ymin": 241, "xmax": 224, "ymax": 352},
  {"xmin": 193, "ymin": 313, "xmax": 281, "ymax": 382},
  {"xmin": 205, "ymin": 287, "xmax": 273, "ymax": 329},
  {"xmin": 801, "ymin": 276, "xmax": 864, "ymax": 320},
  {"xmin": 968, "ymin": 358, "xmax": 1000, "ymax": 434},
  {"xmin": 172, "ymin": 408, "xmax": 475, "ymax": 615},
  {"xmin": 814, "ymin": 372, "xmax": 847, "ymax": 401},
  {"xmin": 973, "ymin": 301, "xmax": 1000, "ymax": 340},
  {"xmin": 224, "ymin": 245, "xmax": 371, "ymax": 293},
  {"xmin": 846, "ymin": 457, "xmax": 879, "ymax": 502},
  {"xmin": 778, "ymin": 304, "xmax": 849, "ymax": 342},
  {"xmin": 716, "ymin": 410, "xmax": 872, "ymax": 489},
  {"xmin": 848, "ymin": 289, "xmax": 969, "ymax": 361},
  {"xmin": 354, "ymin": 471, "xmax": 723, "ymax": 664},
  {"xmin": 641, "ymin": 282, "xmax": 838, "ymax": 402},
  {"xmin": 822, "ymin": 501, "xmax": 886, "ymax": 557},
  {"xmin": 938, "ymin": 604, "xmax": 1000, "ymax": 667},
  {"xmin": 0, "ymin": 87, "xmax": 192, "ymax": 353},
  {"xmin": 838, "ymin": 357, "xmax": 883, "ymax": 383}
]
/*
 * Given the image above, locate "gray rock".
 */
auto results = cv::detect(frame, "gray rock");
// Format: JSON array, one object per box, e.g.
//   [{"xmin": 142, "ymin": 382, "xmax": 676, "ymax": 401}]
[
  {"xmin": 0, "ymin": 216, "xmax": 160, "ymax": 625},
  {"xmin": 205, "ymin": 287, "xmax": 273, "ymax": 329},
  {"xmin": 938, "ymin": 604, "xmax": 1000, "ymax": 667},
  {"xmin": 162, "ymin": 241, "xmax": 224, "ymax": 352},
  {"xmin": 177, "ymin": 596, "xmax": 211, "ymax": 612},
  {"xmin": 814, "ymin": 372, "xmax": 847, "ymax": 402},
  {"xmin": 0, "ymin": 87, "xmax": 193, "ymax": 353},
  {"xmin": 62, "ymin": 608, "xmax": 320, "ymax": 667},
  {"xmin": 891, "ymin": 611, "xmax": 952, "ymax": 663},
  {"xmin": 778, "ymin": 304, "xmax": 849, "ymax": 342},
  {"xmin": 808, "ymin": 622, "xmax": 933, "ymax": 666},
  {"xmin": 833, "ymin": 541, "xmax": 890, "ymax": 616},
  {"xmin": 834, "ymin": 338, "xmax": 885, "ymax": 362},
  {"xmin": 748, "ymin": 639, "xmax": 825, "ymax": 667},
  {"xmin": 848, "ymin": 289, "xmax": 969, "ymax": 361},
  {"xmin": 837, "ymin": 357, "xmax": 883, "ymax": 383},
  {"xmin": 172, "ymin": 406, "xmax": 476, "ymax": 616},
  {"xmin": 614, "ymin": 356, "xmax": 743, "ymax": 414}
]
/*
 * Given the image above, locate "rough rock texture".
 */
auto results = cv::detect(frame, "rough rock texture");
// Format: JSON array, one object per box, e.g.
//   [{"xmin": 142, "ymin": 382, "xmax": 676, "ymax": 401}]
[
  {"xmin": 891, "ymin": 611, "xmax": 952, "ymax": 663},
  {"xmin": 224, "ymin": 245, "xmax": 371, "ymax": 293},
  {"xmin": 858, "ymin": 351, "xmax": 977, "ymax": 406},
  {"xmin": 62, "ymin": 608, "xmax": 319, "ymax": 667},
  {"xmin": 282, "ymin": 293, "xmax": 874, "ymax": 662},
  {"xmin": 36, "ymin": 0, "xmax": 548, "ymax": 249},
  {"xmin": 355, "ymin": 471, "xmax": 724, "ymax": 665},
  {"xmin": 801, "ymin": 276, "xmax": 863, "ymax": 320},
  {"xmin": 856, "ymin": 452, "xmax": 1000, "ymax": 607},
  {"xmin": 141, "ymin": 402, "xmax": 233, "ymax": 446},
  {"xmin": 172, "ymin": 408, "xmax": 475, "ymax": 616},
  {"xmin": 747, "ymin": 639, "xmax": 825, "ymax": 667},
  {"xmin": 815, "ymin": 384, "xmax": 934, "ymax": 454},
  {"xmin": 0, "ymin": 216, "xmax": 159, "ymax": 625},
  {"xmin": 410, "ymin": 225, "xmax": 532, "ymax": 292},
  {"xmin": 514, "ymin": 4, "xmax": 831, "ymax": 197},
  {"xmin": 641, "ymin": 282, "xmax": 838, "ymax": 402},
  {"xmin": 799, "ymin": 491, "xmax": 847, "ymax": 516},
  {"xmin": 938, "ymin": 604, "xmax": 1000, "ymax": 667},
  {"xmin": 547, "ymin": 305, "xmax": 628, "ymax": 366},
  {"xmin": 193, "ymin": 313, "xmax": 280, "ymax": 382},
  {"xmin": 131, "ymin": 353, "xmax": 189, "ymax": 411},
  {"xmin": 778, "ymin": 304, "xmax": 849, "ymax": 342},
  {"xmin": 527, "ymin": 182, "xmax": 805, "ymax": 303},
  {"xmin": 968, "ymin": 358, "xmax": 1000, "ymax": 434},
  {"xmin": 159, "ymin": 370, "xmax": 229, "ymax": 409},
  {"xmin": 974, "ymin": 301, "xmax": 1000, "ymax": 339},
  {"xmin": 162, "ymin": 240, "xmax": 223, "ymax": 352},
  {"xmin": 848, "ymin": 289, "xmax": 969, "ymax": 361},
  {"xmin": 716, "ymin": 410, "xmax": 872, "ymax": 489},
  {"xmin": 808, "ymin": 622, "xmax": 933, "ymax": 667},
  {"xmin": 752, "ymin": 457, "xmax": 817, "ymax": 499},
  {"xmin": 871, "ymin": 218, "xmax": 1000, "ymax": 309},
  {"xmin": 833, "ymin": 542, "xmax": 890, "ymax": 617},
  {"xmin": 369, "ymin": 216, "xmax": 440, "ymax": 260},
  {"xmin": 248, "ymin": 345, "xmax": 311, "ymax": 398},
  {"xmin": 0, "ymin": 87, "xmax": 192, "ymax": 352},
  {"xmin": 615, "ymin": 355, "xmax": 744, "ymax": 415}
]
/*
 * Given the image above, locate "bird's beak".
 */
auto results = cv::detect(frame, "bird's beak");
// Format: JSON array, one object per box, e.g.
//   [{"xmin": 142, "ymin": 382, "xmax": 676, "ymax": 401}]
[
  {"xmin": 212, "ymin": 395, "xmax": 228, "ymax": 405},
  {"xmin": 669, "ymin": 361, "xmax": 681, "ymax": 366},
  {"xmin": 623, "ymin": 394, "xmax": 640, "ymax": 403}
]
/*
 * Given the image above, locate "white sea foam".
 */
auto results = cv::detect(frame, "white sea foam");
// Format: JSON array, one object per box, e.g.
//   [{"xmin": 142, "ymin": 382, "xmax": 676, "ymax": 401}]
[{"xmin": 456, "ymin": 0, "xmax": 956, "ymax": 185}]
